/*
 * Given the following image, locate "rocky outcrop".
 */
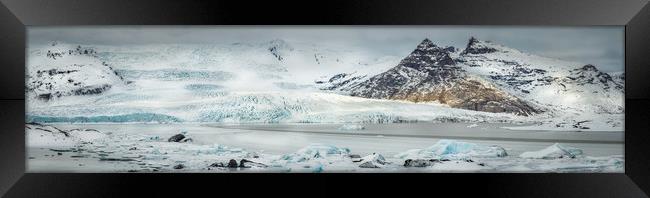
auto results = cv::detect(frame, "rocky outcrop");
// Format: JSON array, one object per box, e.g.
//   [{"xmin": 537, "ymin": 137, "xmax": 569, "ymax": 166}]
[
  {"xmin": 565, "ymin": 64, "xmax": 624, "ymax": 91},
  {"xmin": 461, "ymin": 37, "xmax": 503, "ymax": 55}
]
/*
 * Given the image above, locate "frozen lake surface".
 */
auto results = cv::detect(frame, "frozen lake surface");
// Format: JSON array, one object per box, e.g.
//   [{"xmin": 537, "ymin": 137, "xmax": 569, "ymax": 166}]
[{"xmin": 27, "ymin": 123, "xmax": 624, "ymax": 173}]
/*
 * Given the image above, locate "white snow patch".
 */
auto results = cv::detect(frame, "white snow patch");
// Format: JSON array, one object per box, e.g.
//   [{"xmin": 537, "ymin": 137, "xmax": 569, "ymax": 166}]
[
  {"xmin": 338, "ymin": 124, "xmax": 365, "ymax": 131},
  {"xmin": 519, "ymin": 143, "xmax": 583, "ymax": 159}
]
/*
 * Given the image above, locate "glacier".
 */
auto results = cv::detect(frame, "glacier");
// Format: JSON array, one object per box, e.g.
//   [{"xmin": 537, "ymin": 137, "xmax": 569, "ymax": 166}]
[{"xmin": 25, "ymin": 38, "xmax": 624, "ymax": 132}]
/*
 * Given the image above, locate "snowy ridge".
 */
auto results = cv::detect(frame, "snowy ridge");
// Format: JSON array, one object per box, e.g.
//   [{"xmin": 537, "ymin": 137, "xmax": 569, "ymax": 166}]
[
  {"xmin": 457, "ymin": 38, "xmax": 623, "ymax": 113},
  {"xmin": 26, "ymin": 42, "xmax": 126, "ymax": 100},
  {"xmin": 454, "ymin": 37, "xmax": 624, "ymax": 130}
]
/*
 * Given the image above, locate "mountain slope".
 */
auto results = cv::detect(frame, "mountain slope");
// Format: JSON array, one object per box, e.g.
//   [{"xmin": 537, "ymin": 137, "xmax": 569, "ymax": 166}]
[
  {"xmin": 342, "ymin": 39, "xmax": 540, "ymax": 116},
  {"xmin": 26, "ymin": 42, "xmax": 126, "ymax": 101},
  {"xmin": 457, "ymin": 37, "xmax": 624, "ymax": 114}
]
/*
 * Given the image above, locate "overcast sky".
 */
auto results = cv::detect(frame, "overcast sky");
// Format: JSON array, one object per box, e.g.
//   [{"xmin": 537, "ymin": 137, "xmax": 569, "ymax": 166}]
[{"xmin": 28, "ymin": 26, "xmax": 624, "ymax": 72}]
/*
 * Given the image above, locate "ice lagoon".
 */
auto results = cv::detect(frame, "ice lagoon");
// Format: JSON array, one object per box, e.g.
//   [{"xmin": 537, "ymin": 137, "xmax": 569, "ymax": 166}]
[{"xmin": 27, "ymin": 123, "xmax": 624, "ymax": 173}]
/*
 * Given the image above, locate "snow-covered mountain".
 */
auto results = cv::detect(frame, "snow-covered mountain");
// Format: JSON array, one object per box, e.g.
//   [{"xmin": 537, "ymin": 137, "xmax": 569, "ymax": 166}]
[
  {"xmin": 325, "ymin": 37, "xmax": 624, "ymax": 116},
  {"xmin": 26, "ymin": 42, "xmax": 126, "ymax": 101},
  {"xmin": 93, "ymin": 39, "xmax": 399, "ymax": 87},
  {"xmin": 457, "ymin": 37, "xmax": 624, "ymax": 114},
  {"xmin": 329, "ymin": 39, "xmax": 539, "ymax": 116}
]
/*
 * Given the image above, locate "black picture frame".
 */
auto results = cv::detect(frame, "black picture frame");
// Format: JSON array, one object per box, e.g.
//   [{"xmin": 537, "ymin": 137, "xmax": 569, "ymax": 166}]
[{"xmin": 1, "ymin": 0, "xmax": 649, "ymax": 197}]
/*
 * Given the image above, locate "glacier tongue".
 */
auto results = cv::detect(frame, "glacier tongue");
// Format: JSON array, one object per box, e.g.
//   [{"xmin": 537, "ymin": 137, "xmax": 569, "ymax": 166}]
[{"xmin": 26, "ymin": 38, "xmax": 623, "ymax": 131}]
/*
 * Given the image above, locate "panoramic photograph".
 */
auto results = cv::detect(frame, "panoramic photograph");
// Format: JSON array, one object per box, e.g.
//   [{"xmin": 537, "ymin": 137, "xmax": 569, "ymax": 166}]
[{"xmin": 25, "ymin": 26, "xmax": 624, "ymax": 172}]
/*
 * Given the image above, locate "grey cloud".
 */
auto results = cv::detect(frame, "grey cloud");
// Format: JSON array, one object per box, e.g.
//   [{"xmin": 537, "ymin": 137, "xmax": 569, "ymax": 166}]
[{"xmin": 28, "ymin": 26, "xmax": 624, "ymax": 72}]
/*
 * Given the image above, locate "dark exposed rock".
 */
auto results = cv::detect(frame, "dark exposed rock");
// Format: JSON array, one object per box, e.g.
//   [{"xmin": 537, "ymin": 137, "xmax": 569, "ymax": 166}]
[
  {"xmin": 168, "ymin": 133, "xmax": 192, "ymax": 143},
  {"xmin": 49, "ymin": 148, "xmax": 74, "ymax": 152},
  {"xmin": 73, "ymin": 84, "xmax": 112, "ymax": 96},
  {"xmin": 329, "ymin": 73, "xmax": 349, "ymax": 83},
  {"xmin": 239, "ymin": 159, "xmax": 268, "ymax": 168},
  {"xmin": 99, "ymin": 157, "xmax": 135, "ymax": 161},
  {"xmin": 38, "ymin": 93, "xmax": 52, "ymax": 101},
  {"xmin": 268, "ymin": 46, "xmax": 283, "ymax": 61},
  {"xmin": 564, "ymin": 64, "xmax": 624, "ymax": 91},
  {"xmin": 30, "ymin": 124, "xmax": 71, "ymax": 137},
  {"xmin": 173, "ymin": 164, "xmax": 185, "ymax": 169},
  {"xmin": 572, "ymin": 120, "xmax": 591, "ymax": 130},
  {"xmin": 227, "ymin": 159, "xmax": 238, "ymax": 168},
  {"xmin": 209, "ymin": 162, "xmax": 225, "ymax": 168},
  {"xmin": 168, "ymin": 134, "xmax": 186, "ymax": 142},
  {"xmin": 461, "ymin": 37, "xmax": 499, "ymax": 55},
  {"xmin": 404, "ymin": 159, "xmax": 440, "ymax": 167}
]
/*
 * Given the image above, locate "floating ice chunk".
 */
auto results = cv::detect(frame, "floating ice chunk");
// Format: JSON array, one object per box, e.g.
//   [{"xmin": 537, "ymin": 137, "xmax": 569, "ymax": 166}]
[
  {"xmin": 189, "ymin": 144, "xmax": 246, "ymax": 156},
  {"xmin": 358, "ymin": 153, "xmax": 387, "ymax": 168},
  {"xmin": 122, "ymin": 154, "xmax": 142, "ymax": 158},
  {"xmin": 279, "ymin": 143, "xmax": 351, "ymax": 163},
  {"xmin": 519, "ymin": 143, "xmax": 583, "ymax": 159},
  {"xmin": 338, "ymin": 124, "xmax": 365, "ymax": 131},
  {"xmin": 466, "ymin": 123, "xmax": 479, "ymax": 128},
  {"xmin": 269, "ymin": 144, "xmax": 355, "ymax": 172},
  {"xmin": 395, "ymin": 139, "xmax": 507, "ymax": 160}
]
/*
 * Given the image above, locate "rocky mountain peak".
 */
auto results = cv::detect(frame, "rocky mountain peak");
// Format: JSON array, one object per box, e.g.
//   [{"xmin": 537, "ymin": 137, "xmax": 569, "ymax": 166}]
[
  {"xmin": 580, "ymin": 64, "xmax": 598, "ymax": 72},
  {"xmin": 416, "ymin": 38, "xmax": 437, "ymax": 50},
  {"xmin": 461, "ymin": 37, "xmax": 509, "ymax": 55},
  {"xmin": 400, "ymin": 39, "xmax": 456, "ymax": 71},
  {"xmin": 566, "ymin": 64, "xmax": 622, "ymax": 90},
  {"xmin": 340, "ymin": 38, "xmax": 540, "ymax": 116}
]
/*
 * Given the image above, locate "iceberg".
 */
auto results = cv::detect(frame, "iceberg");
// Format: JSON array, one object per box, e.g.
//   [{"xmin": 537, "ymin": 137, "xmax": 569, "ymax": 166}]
[
  {"xmin": 357, "ymin": 153, "xmax": 387, "ymax": 168},
  {"xmin": 277, "ymin": 143, "xmax": 351, "ymax": 163},
  {"xmin": 395, "ymin": 139, "xmax": 508, "ymax": 160},
  {"xmin": 519, "ymin": 143, "xmax": 583, "ymax": 159}
]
